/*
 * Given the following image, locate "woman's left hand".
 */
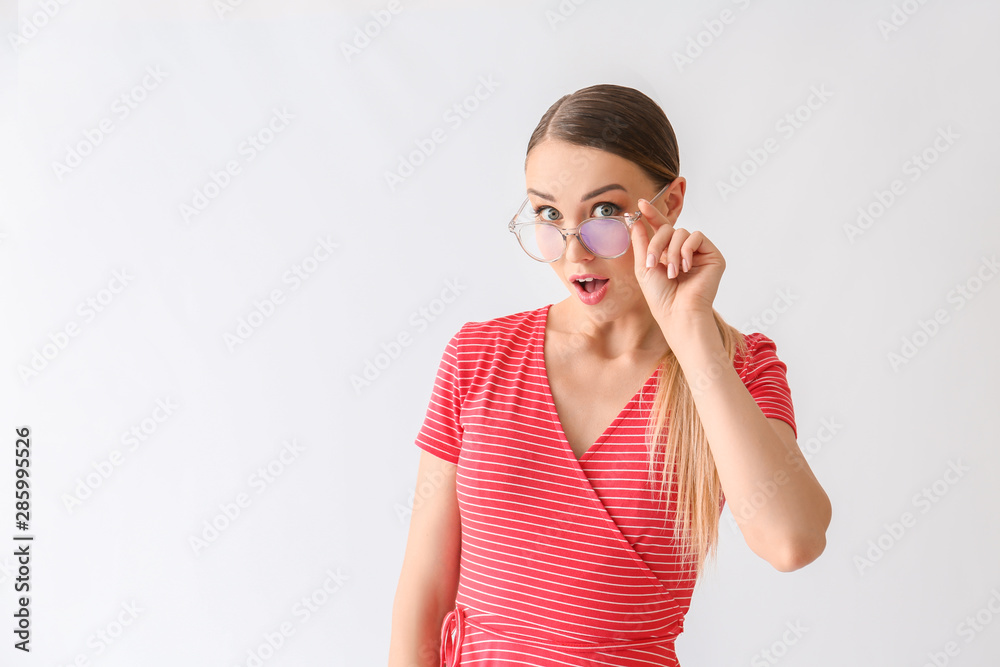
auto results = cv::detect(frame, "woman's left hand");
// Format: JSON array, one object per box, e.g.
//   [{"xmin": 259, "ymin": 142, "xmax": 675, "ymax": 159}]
[{"xmin": 630, "ymin": 197, "xmax": 725, "ymax": 330}]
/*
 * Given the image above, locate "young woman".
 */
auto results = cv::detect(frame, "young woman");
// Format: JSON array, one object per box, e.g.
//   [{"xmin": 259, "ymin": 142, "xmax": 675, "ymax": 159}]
[{"xmin": 389, "ymin": 84, "xmax": 831, "ymax": 667}]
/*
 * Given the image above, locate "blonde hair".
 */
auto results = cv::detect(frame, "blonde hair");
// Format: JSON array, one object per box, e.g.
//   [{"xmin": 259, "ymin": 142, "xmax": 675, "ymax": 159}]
[
  {"xmin": 644, "ymin": 315, "xmax": 747, "ymax": 580},
  {"xmin": 526, "ymin": 84, "xmax": 749, "ymax": 580}
]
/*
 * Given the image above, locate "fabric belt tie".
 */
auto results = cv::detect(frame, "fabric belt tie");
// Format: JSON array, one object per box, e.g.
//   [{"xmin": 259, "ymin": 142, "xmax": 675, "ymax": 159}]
[{"xmin": 439, "ymin": 602, "xmax": 681, "ymax": 667}]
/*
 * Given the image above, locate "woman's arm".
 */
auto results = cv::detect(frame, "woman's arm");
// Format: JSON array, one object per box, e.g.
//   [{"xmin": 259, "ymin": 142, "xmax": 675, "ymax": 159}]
[
  {"xmin": 389, "ymin": 450, "xmax": 462, "ymax": 666},
  {"xmin": 668, "ymin": 313, "xmax": 832, "ymax": 572}
]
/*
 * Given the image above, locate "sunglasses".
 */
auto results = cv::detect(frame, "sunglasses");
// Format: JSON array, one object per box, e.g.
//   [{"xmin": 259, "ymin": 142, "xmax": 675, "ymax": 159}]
[{"xmin": 507, "ymin": 182, "xmax": 672, "ymax": 263}]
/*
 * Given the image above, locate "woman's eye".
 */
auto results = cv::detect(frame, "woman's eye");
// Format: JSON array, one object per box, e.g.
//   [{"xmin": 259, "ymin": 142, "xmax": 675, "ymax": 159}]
[
  {"xmin": 537, "ymin": 207, "xmax": 560, "ymax": 222},
  {"xmin": 593, "ymin": 202, "xmax": 619, "ymax": 217}
]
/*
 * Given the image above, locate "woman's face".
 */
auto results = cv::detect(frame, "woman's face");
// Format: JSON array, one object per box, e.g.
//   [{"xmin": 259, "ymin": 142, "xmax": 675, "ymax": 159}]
[{"xmin": 524, "ymin": 138, "xmax": 675, "ymax": 316}]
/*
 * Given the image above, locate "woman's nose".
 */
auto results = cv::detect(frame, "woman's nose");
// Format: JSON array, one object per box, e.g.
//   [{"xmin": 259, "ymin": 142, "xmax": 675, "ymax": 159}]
[{"xmin": 563, "ymin": 230, "xmax": 593, "ymax": 261}]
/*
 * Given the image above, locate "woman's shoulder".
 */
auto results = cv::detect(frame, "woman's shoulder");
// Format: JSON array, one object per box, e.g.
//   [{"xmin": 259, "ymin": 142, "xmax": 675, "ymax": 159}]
[
  {"xmin": 733, "ymin": 329, "xmax": 787, "ymax": 377},
  {"xmin": 453, "ymin": 304, "xmax": 547, "ymax": 345},
  {"xmin": 736, "ymin": 329, "xmax": 782, "ymax": 355}
]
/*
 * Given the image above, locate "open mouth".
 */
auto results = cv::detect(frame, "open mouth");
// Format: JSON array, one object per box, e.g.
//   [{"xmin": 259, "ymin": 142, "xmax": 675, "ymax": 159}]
[{"xmin": 574, "ymin": 277, "xmax": 609, "ymax": 294}]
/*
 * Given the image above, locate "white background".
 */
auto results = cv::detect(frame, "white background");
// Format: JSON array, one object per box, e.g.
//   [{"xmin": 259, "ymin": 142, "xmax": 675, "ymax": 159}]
[{"xmin": 2, "ymin": 1, "xmax": 999, "ymax": 665}]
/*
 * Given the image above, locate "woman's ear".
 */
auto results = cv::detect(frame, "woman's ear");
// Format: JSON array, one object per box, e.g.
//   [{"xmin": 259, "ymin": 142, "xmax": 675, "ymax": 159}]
[{"xmin": 662, "ymin": 176, "xmax": 686, "ymax": 224}]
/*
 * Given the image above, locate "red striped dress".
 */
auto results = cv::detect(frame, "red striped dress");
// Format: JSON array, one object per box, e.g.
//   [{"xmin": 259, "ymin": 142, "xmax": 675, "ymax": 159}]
[{"xmin": 414, "ymin": 303, "xmax": 797, "ymax": 666}]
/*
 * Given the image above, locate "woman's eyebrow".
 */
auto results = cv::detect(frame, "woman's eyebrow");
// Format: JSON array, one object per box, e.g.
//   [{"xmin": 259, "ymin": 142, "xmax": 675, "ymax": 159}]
[{"xmin": 526, "ymin": 183, "xmax": 628, "ymax": 202}]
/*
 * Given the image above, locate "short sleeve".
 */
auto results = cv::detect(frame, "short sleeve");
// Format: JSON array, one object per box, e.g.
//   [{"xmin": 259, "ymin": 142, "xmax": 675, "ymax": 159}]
[
  {"xmin": 737, "ymin": 332, "xmax": 797, "ymax": 439},
  {"xmin": 414, "ymin": 325, "xmax": 467, "ymax": 465}
]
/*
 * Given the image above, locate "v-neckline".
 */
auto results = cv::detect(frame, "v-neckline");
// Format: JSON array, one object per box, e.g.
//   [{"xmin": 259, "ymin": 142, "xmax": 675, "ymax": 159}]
[{"xmin": 535, "ymin": 303, "xmax": 662, "ymax": 464}]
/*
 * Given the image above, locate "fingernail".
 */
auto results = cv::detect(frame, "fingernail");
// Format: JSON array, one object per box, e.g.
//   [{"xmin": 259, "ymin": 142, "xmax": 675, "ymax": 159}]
[
  {"xmin": 646, "ymin": 252, "xmax": 655, "ymax": 268},
  {"xmin": 667, "ymin": 263, "xmax": 676, "ymax": 279},
  {"xmin": 682, "ymin": 257, "xmax": 690, "ymax": 272}
]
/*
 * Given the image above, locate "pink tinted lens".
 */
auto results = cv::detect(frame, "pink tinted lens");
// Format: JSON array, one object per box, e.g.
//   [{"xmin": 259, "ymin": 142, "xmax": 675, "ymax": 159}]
[
  {"xmin": 580, "ymin": 218, "xmax": 629, "ymax": 256},
  {"xmin": 533, "ymin": 224, "xmax": 565, "ymax": 261}
]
